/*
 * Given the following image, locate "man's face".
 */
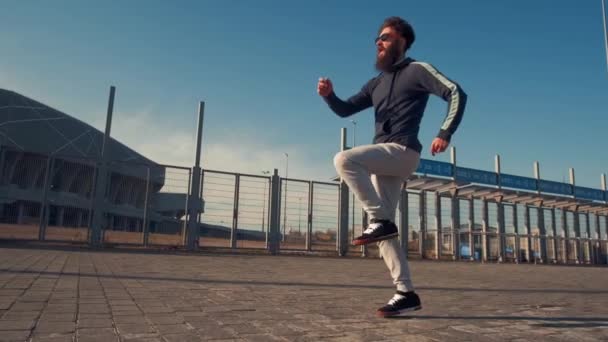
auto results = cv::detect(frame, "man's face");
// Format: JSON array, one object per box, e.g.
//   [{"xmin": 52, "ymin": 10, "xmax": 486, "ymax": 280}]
[{"xmin": 375, "ymin": 26, "xmax": 406, "ymax": 72}]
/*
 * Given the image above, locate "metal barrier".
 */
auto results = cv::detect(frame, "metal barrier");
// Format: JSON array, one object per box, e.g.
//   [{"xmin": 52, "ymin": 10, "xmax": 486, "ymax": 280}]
[
  {"xmin": 1, "ymin": 145, "xmax": 608, "ymax": 267},
  {"xmin": 503, "ymin": 233, "xmax": 519, "ymax": 263},
  {"xmin": 309, "ymin": 181, "xmax": 339, "ymax": 252}
]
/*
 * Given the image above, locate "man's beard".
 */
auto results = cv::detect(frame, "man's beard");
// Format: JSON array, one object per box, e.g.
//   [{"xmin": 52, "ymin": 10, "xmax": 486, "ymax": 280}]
[{"xmin": 375, "ymin": 44, "xmax": 402, "ymax": 72}]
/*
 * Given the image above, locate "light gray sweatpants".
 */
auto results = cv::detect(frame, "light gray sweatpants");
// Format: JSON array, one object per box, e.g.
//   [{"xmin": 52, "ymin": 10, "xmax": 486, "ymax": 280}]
[{"xmin": 333, "ymin": 143, "xmax": 420, "ymax": 292}]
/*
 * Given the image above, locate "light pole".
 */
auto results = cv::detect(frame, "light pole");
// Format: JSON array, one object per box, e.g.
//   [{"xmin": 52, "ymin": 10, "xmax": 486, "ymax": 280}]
[
  {"xmin": 283, "ymin": 153, "xmax": 289, "ymax": 242},
  {"xmin": 261, "ymin": 170, "xmax": 270, "ymax": 233},
  {"xmin": 350, "ymin": 120, "xmax": 357, "ymax": 239}
]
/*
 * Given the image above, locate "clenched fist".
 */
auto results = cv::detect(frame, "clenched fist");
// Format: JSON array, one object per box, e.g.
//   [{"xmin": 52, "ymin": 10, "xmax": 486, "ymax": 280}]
[
  {"xmin": 430, "ymin": 137, "xmax": 449, "ymax": 156},
  {"xmin": 317, "ymin": 77, "xmax": 333, "ymax": 97}
]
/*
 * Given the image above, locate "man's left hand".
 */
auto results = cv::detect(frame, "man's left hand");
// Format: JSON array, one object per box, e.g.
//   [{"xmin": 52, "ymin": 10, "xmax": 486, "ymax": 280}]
[{"xmin": 430, "ymin": 137, "xmax": 449, "ymax": 156}]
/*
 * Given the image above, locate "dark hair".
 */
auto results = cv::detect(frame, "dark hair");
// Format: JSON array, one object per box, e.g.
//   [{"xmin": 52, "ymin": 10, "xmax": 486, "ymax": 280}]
[{"xmin": 379, "ymin": 16, "xmax": 415, "ymax": 51}]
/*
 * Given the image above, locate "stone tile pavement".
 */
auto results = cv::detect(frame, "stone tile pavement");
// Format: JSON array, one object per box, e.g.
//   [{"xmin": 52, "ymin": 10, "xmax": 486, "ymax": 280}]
[{"xmin": 0, "ymin": 244, "xmax": 607, "ymax": 341}]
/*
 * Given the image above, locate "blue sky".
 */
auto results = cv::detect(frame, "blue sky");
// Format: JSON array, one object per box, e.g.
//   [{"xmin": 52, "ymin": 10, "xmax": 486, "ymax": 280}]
[{"xmin": 1, "ymin": 0, "xmax": 607, "ymax": 188}]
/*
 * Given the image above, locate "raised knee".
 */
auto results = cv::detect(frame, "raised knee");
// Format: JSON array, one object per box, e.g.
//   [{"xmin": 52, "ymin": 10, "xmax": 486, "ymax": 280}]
[{"xmin": 333, "ymin": 151, "xmax": 350, "ymax": 171}]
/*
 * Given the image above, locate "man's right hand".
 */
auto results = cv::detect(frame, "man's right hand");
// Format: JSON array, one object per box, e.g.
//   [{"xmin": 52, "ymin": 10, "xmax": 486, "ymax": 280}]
[{"xmin": 317, "ymin": 77, "xmax": 333, "ymax": 97}]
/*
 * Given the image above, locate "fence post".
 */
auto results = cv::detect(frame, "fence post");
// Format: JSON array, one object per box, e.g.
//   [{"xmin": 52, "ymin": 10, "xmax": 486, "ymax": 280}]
[
  {"xmin": 268, "ymin": 169, "xmax": 280, "ymax": 255},
  {"xmin": 337, "ymin": 128, "xmax": 349, "ymax": 256},
  {"xmin": 142, "ymin": 167, "xmax": 151, "ymax": 247},
  {"xmin": 399, "ymin": 184, "xmax": 408, "ymax": 257},
  {"xmin": 306, "ymin": 181, "xmax": 313, "ymax": 251},
  {"xmin": 39, "ymin": 157, "xmax": 54, "ymax": 241},
  {"xmin": 338, "ymin": 179, "xmax": 350, "ymax": 256}
]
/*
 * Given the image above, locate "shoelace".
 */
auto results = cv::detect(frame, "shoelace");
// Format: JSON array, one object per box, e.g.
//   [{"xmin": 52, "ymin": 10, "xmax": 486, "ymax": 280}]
[
  {"xmin": 387, "ymin": 293, "xmax": 406, "ymax": 306},
  {"xmin": 363, "ymin": 223, "xmax": 382, "ymax": 234}
]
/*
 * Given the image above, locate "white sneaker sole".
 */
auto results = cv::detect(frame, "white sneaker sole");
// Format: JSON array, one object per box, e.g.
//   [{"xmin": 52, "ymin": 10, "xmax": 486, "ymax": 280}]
[{"xmin": 377, "ymin": 305, "xmax": 422, "ymax": 318}]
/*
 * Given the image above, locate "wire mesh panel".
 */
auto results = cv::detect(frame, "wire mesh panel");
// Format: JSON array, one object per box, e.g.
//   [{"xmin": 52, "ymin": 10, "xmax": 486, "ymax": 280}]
[
  {"xmin": 148, "ymin": 166, "xmax": 190, "ymax": 246},
  {"xmin": 234, "ymin": 175, "xmax": 270, "ymax": 249},
  {"xmin": 347, "ymin": 195, "xmax": 366, "ymax": 255},
  {"xmin": 457, "ymin": 199, "xmax": 471, "ymax": 259},
  {"xmin": 518, "ymin": 234, "xmax": 530, "ymax": 262},
  {"xmin": 566, "ymin": 238, "xmax": 578, "ymax": 263},
  {"xmin": 422, "ymin": 192, "xmax": 436, "ymax": 259},
  {"xmin": 504, "ymin": 205, "xmax": 515, "ymax": 233},
  {"xmin": 579, "ymin": 213, "xmax": 589, "ymax": 239},
  {"xmin": 470, "ymin": 231, "xmax": 483, "ymax": 261},
  {"xmin": 503, "ymin": 233, "xmax": 518, "ymax": 262},
  {"xmin": 558, "ymin": 236, "xmax": 569, "ymax": 263},
  {"xmin": 0, "ymin": 150, "xmax": 47, "ymax": 240},
  {"xmin": 279, "ymin": 178, "xmax": 309, "ymax": 251},
  {"xmin": 599, "ymin": 240, "xmax": 608, "ymax": 265},
  {"xmin": 407, "ymin": 192, "xmax": 421, "ymax": 255},
  {"xmin": 589, "ymin": 213, "xmax": 597, "ymax": 239},
  {"xmin": 545, "ymin": 235, "xmax": 556, "ymax": 262},
  {"xmin": 555, "ymin": 209, "xmax": 564, "ymax": 237},
  {"xmin": 440, "ymin": 197, "xmax": 453, "ymax": 257},
  {"xmin": 45, "ymin": 159, "xmax": 94, "ymax": 242},
  {"xmin": 199, "ymin": 171, "xmax": 235, "ymax": 248},
  {"xmin": 310, "ymin": 182, "xmax": 339, "ymax": 252},
  {"xmin": 486, "ymin": 202, "xmax": 499, "ymax": 261},
  {"xmin": 543, "ymin": 209, "xmax": 553, "ymax": 236},
  {"xmin": 580, "ymin": 238, "xmax": 591, "ymax": 263}
]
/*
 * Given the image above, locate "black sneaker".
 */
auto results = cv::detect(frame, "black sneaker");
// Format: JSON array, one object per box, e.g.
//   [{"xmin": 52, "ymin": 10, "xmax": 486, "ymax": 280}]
[
  {"xmin": 352, "ymin": 219, "xmax": 398, "ymax": 245},
  {"xmin": 377, "ymin": 291, "xmax": 422, "ymax": 318}
]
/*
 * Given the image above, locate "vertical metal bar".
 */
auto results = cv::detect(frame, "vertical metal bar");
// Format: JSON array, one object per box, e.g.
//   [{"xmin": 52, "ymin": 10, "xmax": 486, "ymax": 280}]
[
  {"xmin": 538, "ymin": 206, "xmax": 546, "ymax": 263},
  {"xmin": 90, "ymin": 86, "xmax": 116, "ymax": 246},
  {"xmin": 265, "ymin": 176, "xmax": 271, "ymax": 248},
  {"xmin": 563, "ymin": 209, "xmax": 570, "ymax": 263},
  {"xmin": 39, "ymin": 157, "xmax": 53, "ymax": 241},
  {"xmin": 231, "ymin": 174, "xmax": 240, "ymax": 249},
  {"xmin": 142, "ymin": 167, "xmax": 151, "ymax": 247},
  {"xmin": 268, "ymin": 169, "xmax": 280, "ymax": 255},
  {"xmin": 495, "ymin": 155, "xmax": 503, "ymax": 262},
  {"xmin": 595, "ymin": 214, "xmax": 601, "ymax": 265},
  {"xmin": 399, "ymin": 184, "xmax": 408, "ymax": 253},
  {"xmin": 452, "ymin": 196, "xmax": 460, "ymax": 260},
  {"xmin": 306, "ymin": 181, "xmax": 313, "ymax": 251},
  {"xmin": 574, "ymin": 210, "xmax": 581, "ymax": 264},
  {"xmin": 497, "ymin": 201, "xmax": 505, "ymax": 263},
  {"xmin": 186, "ymin": 102, "xmax": 205, "ymax": 250},
  {"xmin": 481, "ymin": 199, "xmax": 488, "ymax": 262},
  {"xmin": 361, "ymin": 209, "xmax": 369, "ymax": 257},
  {"xmin": 524, "ymin": 205, "xmax": 531, "ymax": 262},
  {"xmin": 182, "ymin": 170, "xmax": 192, "ymax": 245},
  {"xmin": 468, "ymin": 197, "xmax": 474, "ymax": 261},
  {"xmin": 551, "ymin": 208, "xmax": 558, "ymax": 263},
  {"xmin": 586, "ymin": 212, "xmax": 592, "ymax": 264},
  {"xmin": 513, "ymin": 204, "xmax": 519, "ymax": 263},
  {"xmin": 434, "ymin": 192, "xmax": 442, "ymax": 260},
  {"xmin": 419, "ymin": 191, "xmax": 426, "ymax": 259},
  {"xmin": 337, "ymin": 128, "xmax": 349, "ymax": 256}
]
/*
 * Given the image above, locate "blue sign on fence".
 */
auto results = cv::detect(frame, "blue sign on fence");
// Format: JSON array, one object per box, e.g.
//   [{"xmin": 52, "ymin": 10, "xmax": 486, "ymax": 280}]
[
  {"xmin": 455, "ymin": 167, "xmax": 497, "ymax": 185},
  {"xmin": 574, "ymin": 186, "xmax": 605, "ymax": 202},
  {"xmin": 539, "ymin": 180, "xmax": 572, "ymax": 196},
  {"xmin": 500, "ymin": 174, "xmax": 537, "ymax": 191},
  {"xmin": 416, "ymin": 159, "xmax": 453, "ymax": 178}
]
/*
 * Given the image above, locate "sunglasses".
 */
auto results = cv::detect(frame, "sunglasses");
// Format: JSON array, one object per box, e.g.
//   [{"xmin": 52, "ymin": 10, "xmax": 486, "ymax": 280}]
[{"xmin": 374, "ymin": 33, "xmax": 392, "ymax": 44}]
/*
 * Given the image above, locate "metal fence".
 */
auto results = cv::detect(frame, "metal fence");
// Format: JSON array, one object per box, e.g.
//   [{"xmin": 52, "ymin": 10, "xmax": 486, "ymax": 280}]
[{"xmin": 1, "ymin": 146, "xmax": 608, "ymax": 266}]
